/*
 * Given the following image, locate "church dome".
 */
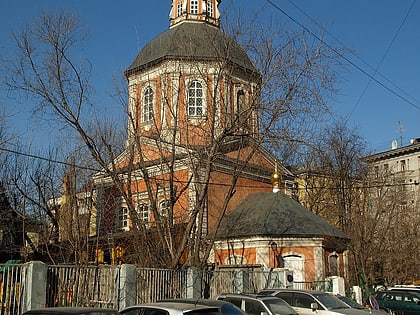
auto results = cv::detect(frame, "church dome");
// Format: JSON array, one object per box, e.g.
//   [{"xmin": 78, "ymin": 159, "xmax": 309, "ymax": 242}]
[{"xmin": 125, "ymin": 22, "xmax": 259, "ymax": 77}]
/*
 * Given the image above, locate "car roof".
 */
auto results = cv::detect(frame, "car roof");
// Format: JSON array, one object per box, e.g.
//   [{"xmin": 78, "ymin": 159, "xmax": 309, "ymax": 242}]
[
  {"xmin": 122, "ymin": 303, "xmax": 220, "ymax": 313},
  {"xmin": 23, "ymin": 307, "xmax": 120, "ymax": 315},
  {"xmin": 259, "ymin": 289, "xmax": 328, "ymax": 295},
  {"xmin": 158, "ymin": 299, "xmax": 234, "ymax": 307}
]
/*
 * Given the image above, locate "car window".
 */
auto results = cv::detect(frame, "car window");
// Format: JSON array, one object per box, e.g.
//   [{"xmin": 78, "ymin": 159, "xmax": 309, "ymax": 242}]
[
  {"xmin": 293, "ymin": 294, "xmax": 314, "ymax": 309},
  {"xmin": 219, "ymin": 303, "xmax": 246, "ymax": 315},
  {"xmin": 223, "ymin": 298, "xmax": 242, "ymax": 309},
  {"xmin": 122, "ymin": 309, "xmax": 143, "ymax": 315},
  {"xmin": 274, "ymin": 293, "xmax": 293, "ymax": 306},
  {"xmin": 244, "ymin": 300, "xmax": 265, "ymax": 315}
]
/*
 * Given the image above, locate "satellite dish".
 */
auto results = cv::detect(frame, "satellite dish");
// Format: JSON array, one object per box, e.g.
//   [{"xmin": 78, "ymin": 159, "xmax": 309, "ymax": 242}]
[{"xmin": 392, "ymin": 140, "xmax": 398, "ymax": 150}]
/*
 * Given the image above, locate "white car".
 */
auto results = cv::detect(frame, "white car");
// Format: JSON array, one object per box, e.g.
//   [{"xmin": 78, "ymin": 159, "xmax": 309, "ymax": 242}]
[{"xmin": 258, "ymin": 289, "xmax": 371, "ymax": 315}]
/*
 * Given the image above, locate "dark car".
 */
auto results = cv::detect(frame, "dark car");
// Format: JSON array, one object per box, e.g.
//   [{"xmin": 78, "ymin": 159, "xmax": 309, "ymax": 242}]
[
  {"xmin": 216, "ymin": 293, "xmax": 297, "ymax": 315},
  {"xmin": 371, "ymin": 290, "xmax": 420, "ymax": 315},
  {"xmin": 158, "ymin": 299, "xmax": 246, "ymax": 315},
  {"xmin": 120, "ymin": 302, "xmax": 222, "ymax": 315},
  {"xmin": 23, "ymin": 307, "xmax": 120, "ymax": 315}
]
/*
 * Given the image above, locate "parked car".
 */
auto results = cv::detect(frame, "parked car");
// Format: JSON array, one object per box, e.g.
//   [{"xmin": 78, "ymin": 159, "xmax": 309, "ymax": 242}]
[
  {"xmin": 216, "ymin": 293, "xmax": 297, "ymax": 315},
  {"xmin": 335, "ymin": 295, "xmax": 387, "ymax": 314},
  {"xmin": 158, "ymin": 299, "xmax": 246, "ymax": 315},
  {"xmin": 388, "ymin": 285, "xmax": 420, "ymax": 293},
  {"xmin": 370, "ymin": 290, "xmax": 420, "ymax": 315},
  {"xmin": 258, "ymin": 289, "xmax": 369, "ymax": 315},
  {"xmin": 120, "ymin": 302, "xmax": 222, "ymax": 315},
  {"xmin": 22, "ymin": 307, "xmax": 120, "ymax": 315}
]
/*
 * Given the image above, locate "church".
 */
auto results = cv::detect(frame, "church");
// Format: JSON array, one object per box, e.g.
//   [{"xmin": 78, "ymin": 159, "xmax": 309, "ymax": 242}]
[{"xmin": 91, "ymin": 0, "xmax": 349, "ymax": 282}]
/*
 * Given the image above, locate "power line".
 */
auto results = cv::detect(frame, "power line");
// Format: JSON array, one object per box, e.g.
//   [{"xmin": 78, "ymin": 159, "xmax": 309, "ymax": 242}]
[
  {"xmin": 0, "ymin": 147, "xmax": 100, "ymax": 172},
  {"xmin": 345, "ymin": 0, "xmax": 417, "ymax": 122},
  {"xmin": 283, "ymin": 0, "xmax": 420, "ymax": 110},
  {"xmin": 265, "ymin": 0, "xmax": 420, "ymax": 111}
]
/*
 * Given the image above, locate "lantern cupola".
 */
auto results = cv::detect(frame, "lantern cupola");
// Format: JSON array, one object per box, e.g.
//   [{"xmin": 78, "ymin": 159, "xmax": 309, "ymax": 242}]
[{"xmin": 170, "ymin": 0, "xmax": 221, "ymax": 28}]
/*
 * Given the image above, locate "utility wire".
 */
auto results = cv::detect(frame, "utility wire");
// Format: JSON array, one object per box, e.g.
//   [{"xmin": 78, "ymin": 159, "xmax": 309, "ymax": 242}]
[
  {"xmin": 265, "ymin": 0, "xmax": 420, "ymax": 111},
  {"xmin": 1, "ymin": 147, "xmax": 415, "ymax": 190},
  {"xmin": 345, "ymin": 0, "xmax": 417, "ymax": 122},
  {"xmin": 284, "ymin": 0, "xmax": 420, "ymax": 110},
  {"xmin": 0, "ymin": 147, "xmax": 100, "ymax": 172}
]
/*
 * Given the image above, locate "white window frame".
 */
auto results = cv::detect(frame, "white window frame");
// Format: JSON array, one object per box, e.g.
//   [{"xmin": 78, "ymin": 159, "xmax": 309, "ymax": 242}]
[
  {"xmin": 142, "ymin": 86, "xmax": 154, "ymax": 124},
  {"xmin": 190, "ymin": 0, "xmax": 199, "ymax": 14},
  {"xmin": 207, "ymin": 1, "xmax": 214, "ymax": 17},
  {"xmin": 177, "ymin": 0, "xmax": 183, "ymax": 16},
  {"xmin": 137, "ymin": 203, "xmax": 150, "ymax": 222},
  {"xmin": 187, "ymin": 79, "xmax": 205, "ymax": 117},
  {"xmin": 159, "ymin": 199, "xmax": 171, "ymax": 217},
  {"xmin": 118, "ymin": 206, "xmax": 128, "ymax": 229}
]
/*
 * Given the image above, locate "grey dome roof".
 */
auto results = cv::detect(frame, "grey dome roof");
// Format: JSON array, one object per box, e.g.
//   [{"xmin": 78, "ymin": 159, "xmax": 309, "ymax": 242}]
[
  {"xmin": 217, "ymin": 192, "xmax": 349, "ymax": 241},
  {"xmin": 126, "ymin": 22, "xmax": 259, "ymax": 76}
]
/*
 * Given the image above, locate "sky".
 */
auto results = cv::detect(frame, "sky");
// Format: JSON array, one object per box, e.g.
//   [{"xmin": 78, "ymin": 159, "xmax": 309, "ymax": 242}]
[{"xmin": 1, "ymin": 0, "xmax": 420, "ymax": 155}]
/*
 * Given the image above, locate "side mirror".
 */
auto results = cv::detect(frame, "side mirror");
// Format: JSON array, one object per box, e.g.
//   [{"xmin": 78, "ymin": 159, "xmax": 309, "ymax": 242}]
[{"xmin": 310, "ymin": 303, "xmax": 318, "ymax": 311}]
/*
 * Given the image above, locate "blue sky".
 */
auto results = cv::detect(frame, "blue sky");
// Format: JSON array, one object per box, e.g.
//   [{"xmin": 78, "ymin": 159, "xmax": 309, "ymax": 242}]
[{"xmin": 1, "ymin": 0, "xmax": 419, "ymax": 154}]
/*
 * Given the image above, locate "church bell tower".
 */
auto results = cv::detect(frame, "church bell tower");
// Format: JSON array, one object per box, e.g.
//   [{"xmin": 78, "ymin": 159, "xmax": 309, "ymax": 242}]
[{"xmin": 170, "ymin": 0, "xmax": 221, "ymax": 28}]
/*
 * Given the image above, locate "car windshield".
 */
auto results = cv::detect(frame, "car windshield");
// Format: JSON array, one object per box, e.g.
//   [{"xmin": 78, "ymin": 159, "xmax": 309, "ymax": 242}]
[
  {"xmin": 337, "ymin": 296, "xmax": 364, "ymax": 309},
  {"xmin": 264, "ymin": 299, "xmax": 296, "ymax": 315},
  {"xmin": 312, "ymin": 294, "xmax": 349, "ymax": 310}
]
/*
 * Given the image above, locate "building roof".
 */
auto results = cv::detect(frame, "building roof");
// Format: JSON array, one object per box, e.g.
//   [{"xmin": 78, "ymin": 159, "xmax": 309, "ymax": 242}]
[
  {"xmin": 125, "ymin": 22, "xmax": 259, "ymax": 77},
  {"xmin": 363, "ymin": 141, "xmax": 420, "ymax": 163},
  {"xmin": 216, "ymin": 191, "xmax": 349, "ymax": 240}
]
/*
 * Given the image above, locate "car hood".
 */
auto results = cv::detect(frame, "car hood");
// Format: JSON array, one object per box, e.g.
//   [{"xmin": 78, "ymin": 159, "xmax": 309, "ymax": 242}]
[{"xmin": 331, "ymin": 308, "xmax": 382, "ymax": 315}]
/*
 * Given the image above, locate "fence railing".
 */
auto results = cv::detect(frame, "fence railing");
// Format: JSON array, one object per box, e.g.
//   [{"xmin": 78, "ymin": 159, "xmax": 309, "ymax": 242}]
[
  {"xmin": 46, "ymin": 264, "xmax": 117, "ymax": 308},
  {"xmin": 0, "ymin": 262, "xmax": 333, "ymax": 315},
  {"xmin": 0, "ymin": 263, "xmax": 25, "ymax": 315}
]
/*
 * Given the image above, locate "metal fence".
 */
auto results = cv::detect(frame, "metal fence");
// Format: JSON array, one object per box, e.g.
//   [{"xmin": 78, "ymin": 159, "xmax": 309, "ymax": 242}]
[
  {"xmin": 0, "ymin": 263, "xmax": 25, "ymax": 315},
  {"xmin": 46, "ymin": 264, "xmax": 117, "ymax": 308},
  {"xmin": 0, "ymin": 263, "xmax": 332, "ymax": 315}
]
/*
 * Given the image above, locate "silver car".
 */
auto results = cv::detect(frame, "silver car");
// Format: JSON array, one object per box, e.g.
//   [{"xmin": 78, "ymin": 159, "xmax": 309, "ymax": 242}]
[
  {"xmin": 120, "ymin": 302, "xmax": 222, "ymax": 315},
  {"xmin": 258, "ymin": 289, "xmax": 372, "ymax": 315}
]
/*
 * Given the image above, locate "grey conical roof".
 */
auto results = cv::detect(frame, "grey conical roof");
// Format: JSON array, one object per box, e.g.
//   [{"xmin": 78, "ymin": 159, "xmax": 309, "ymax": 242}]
[
  {"xmin": 126, "ymin": 22, "xmax": 259, "ymax": 76},
  {"xmin": 217, "ymin": 192, "xmax": 349, "ymax": 240}
]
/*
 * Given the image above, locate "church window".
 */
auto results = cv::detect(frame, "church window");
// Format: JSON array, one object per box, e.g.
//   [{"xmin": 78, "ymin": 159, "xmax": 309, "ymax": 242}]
[
  {"xmin": 142, "ymin": 87, "xmax": 154, "ymax": 123},
  {"xmin": 177, "ymin": 1, "xmax": 183, "ymax": 16},
  {"xmin": 160, "ymin": 199, "xmax": 170, "ymax": 217},
  {"xmin": 187, "ymin": 80, "xmax": 204, "ymax": 117},
  {"xmin": 137, "ymin": 203, "xmax": 149, "ymax": 222},
  {"xmin": 236, "ymin": 89, "xmax": 245, "ymax": 113},
  {"xmin": 118, "ymin": 206, "xmax": 128, "ymax": 229},
  {"xmin": 207, "ymin": 1, "xmax": 213, "ymax": 17},
  {"xmin": 329, "ymin": 253, "xmax": 339, "ymax": 276},
  {"xmin": 190, "ymin": 0, "xmax": 199, "ymax": 14}
]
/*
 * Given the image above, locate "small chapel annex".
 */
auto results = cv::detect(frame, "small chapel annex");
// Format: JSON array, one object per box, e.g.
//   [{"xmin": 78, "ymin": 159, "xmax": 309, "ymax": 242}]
[{"xmin": 89, "ymin": 0, "xmax": 350, "ymax": 282}]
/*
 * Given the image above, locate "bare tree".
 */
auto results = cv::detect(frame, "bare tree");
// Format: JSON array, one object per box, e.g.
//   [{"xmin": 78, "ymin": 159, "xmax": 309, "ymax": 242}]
[{"xmin": 2, "ymin": 9, "xmax": 344, "ymax": 268}]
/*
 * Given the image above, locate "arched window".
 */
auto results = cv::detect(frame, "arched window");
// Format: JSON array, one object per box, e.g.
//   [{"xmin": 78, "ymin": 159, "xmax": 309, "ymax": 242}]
[
  {"xmin": 142, "ymin": 87, "xmax": 154, "ymax": 123},
  {"xmin": 329, "ymin": 253, "xmax": 339, "ymax": 276},
  {"xmin": 187, "ymin": 80, "xmax": 204, "ymax": 117},
  {"xmin": 190, "ymin": 0, "xmax": 199, "ymax": 14},
  {"xmin": 236, "ymin": 89, "xmax": 245, "ymax": 113}
]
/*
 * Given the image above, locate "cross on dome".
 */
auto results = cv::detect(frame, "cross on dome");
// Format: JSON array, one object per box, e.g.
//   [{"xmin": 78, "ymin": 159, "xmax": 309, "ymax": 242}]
[{"xmin": 169, "ymin": 0, "xmax": 221, "ymax": 28}]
